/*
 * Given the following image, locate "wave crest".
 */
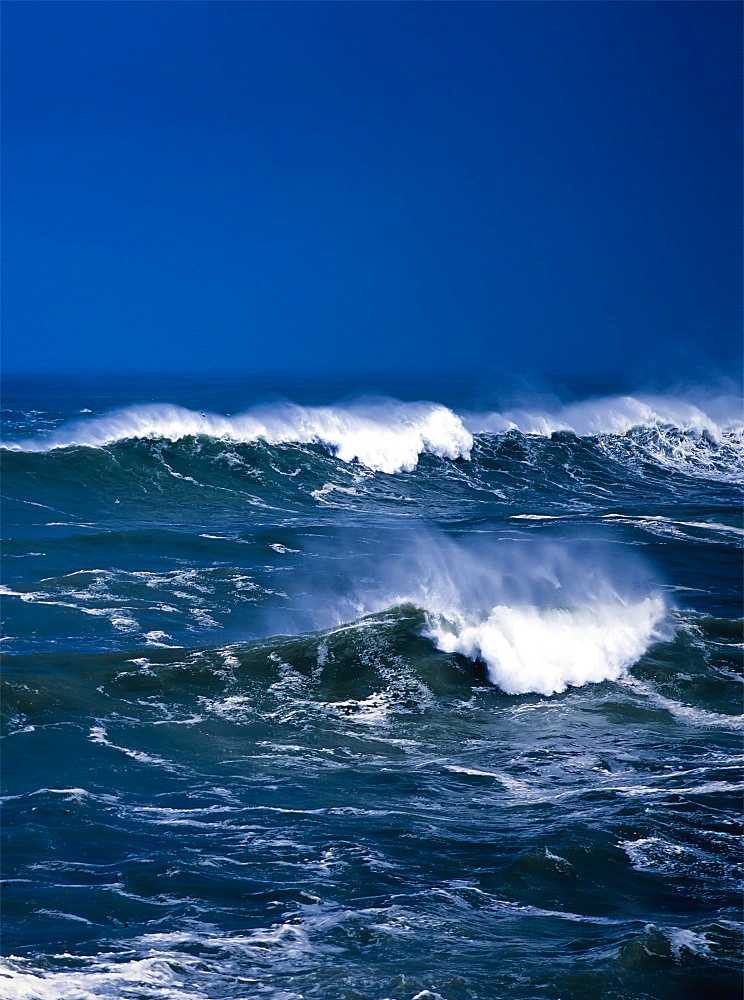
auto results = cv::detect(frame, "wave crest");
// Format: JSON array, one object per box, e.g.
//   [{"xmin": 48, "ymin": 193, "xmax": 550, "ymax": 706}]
[
  {"xmin": 3, "ymin": 400, "xmax": 473, "ymax": 474},
  {"xmin": 4, "ymin": 391, "xmax": 740, "ymax": 479},
  {"xmin": 282, "ymin": 532, "xmax": 669, "ymax": 696},
  {"xmin": 466, "ymin": 393, "xmax": 743, "ymax": 438},
  {"xmin": 428, "ymin": 597, "xmax": 666, "ymax": 696}
]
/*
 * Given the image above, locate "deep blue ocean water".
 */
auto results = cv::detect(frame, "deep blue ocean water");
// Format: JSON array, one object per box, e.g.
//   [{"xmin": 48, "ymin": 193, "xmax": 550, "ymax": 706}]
[{"xmin": 1, "ymin": 375, "xmax": 742, "ymax": 1000}]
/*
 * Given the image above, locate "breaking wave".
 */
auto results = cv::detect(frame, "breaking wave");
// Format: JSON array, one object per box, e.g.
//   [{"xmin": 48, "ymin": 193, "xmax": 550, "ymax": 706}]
[
  {"xmin": 284, "ymin": 532, "xmax": 670, "ymax": 697},
  {"xmin": 464, "ymin": 392, "xmax": 743, "ymax": 438},
  {"xmin": 3, "ymin": 392, "xmax": 741, "ymax": 476},
  {"xmin": 428, "ymin": 597, "xmax": 666, "ymax": 695},
  {"xmin": 1, "ymin": 399, "xmax": 473, "ymax": 474}
]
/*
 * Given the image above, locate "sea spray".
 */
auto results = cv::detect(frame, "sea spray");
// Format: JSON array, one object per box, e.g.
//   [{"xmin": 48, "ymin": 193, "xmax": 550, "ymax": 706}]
[
  {"xmin": 271, "ymin": 531, "xmax": 670, "ymax": 694},
  {"xmin": 464, "ymin": 392, "xmax": 744, "ymax": 438}
]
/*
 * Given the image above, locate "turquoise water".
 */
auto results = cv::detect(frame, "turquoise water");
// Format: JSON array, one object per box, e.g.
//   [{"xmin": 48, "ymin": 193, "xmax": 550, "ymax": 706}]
[{"xmin": 1, "ymin": 377, "xmax": 742, "ymax": 999}]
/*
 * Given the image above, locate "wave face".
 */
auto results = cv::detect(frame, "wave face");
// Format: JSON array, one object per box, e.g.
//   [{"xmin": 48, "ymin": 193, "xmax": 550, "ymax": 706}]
[{"xmin": 2, "ymin": 377, "xmax": 742, "ymax": 1000}]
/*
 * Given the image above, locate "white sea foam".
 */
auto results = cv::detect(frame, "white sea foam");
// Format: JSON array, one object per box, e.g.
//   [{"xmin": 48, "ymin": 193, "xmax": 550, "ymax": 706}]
[
  {"xmin": 0, "ymin": 919, "xmax": 326, "ymax": 1000},
  {"xmin": 621, "ymin": 836, "xmax": 692, "ymax": 874},
  {"xmin": 666, "ymin": 927, "xmax": 713, "ymax": 959},
  {"xmin": 622, "ymin": 677, "xmax": 744, "ymax": 730},
  {"xmin": 88, "ymin": 725, "xmax": 181, "ymax": 772},
  {"xmin": 467, "ymin": 392, "xmax": 744, "ymax": 482},
  {"xmin": 601, "ymin": 514, "xmax": 744, "ymax": 544},
  {"xmin": 0, "ymin": 955, "xmax": 204, "ymax": 999},
  {"xmin": 428, "ymin": 597, "xmax": 665, "ymax": 696}
]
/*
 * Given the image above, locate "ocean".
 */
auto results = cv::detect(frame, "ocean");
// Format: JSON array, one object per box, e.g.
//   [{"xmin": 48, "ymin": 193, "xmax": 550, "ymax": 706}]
[{"xmin": 1, "ymin": 374, "xmax": 742, "ymax": 1000}]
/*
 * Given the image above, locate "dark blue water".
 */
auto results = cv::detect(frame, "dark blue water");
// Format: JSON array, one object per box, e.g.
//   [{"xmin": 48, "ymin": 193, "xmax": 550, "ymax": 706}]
[{"xmin": 1, "ymin": 376, "xmax": 742, "ymax": 1000}]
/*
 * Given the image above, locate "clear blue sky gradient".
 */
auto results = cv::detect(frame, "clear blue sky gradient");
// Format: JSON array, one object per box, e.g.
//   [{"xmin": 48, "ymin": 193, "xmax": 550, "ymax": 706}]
[{"xmin": 3, "ymin": 1, "xmax": 741, "ymax": 383}]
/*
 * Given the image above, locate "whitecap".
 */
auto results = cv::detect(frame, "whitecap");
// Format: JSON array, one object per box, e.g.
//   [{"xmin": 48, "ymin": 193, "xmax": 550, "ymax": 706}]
[
  {"xmin": 3, "ymin": 398, "xmax": 473, "ymax": 474},
  {"xmin": 427, "ymin": 597, "xmax": 666, "ymax": 695},
  {"xmin": 465, "ymin": 393, "xmax": 743, "ymax": 439}
]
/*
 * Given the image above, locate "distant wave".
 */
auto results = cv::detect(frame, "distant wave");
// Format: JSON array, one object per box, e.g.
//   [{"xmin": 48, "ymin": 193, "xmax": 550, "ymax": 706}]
[
  {"xmin": 3, "ymin": 393, "xmax": 741, "ymax": 475},
  {"xmin": 1, "ymin": 400, "xmax": 473, "ymax": 474},
  {"xmin": 464, "ymin": 393, "xmax": 743, "ymax": 438}
]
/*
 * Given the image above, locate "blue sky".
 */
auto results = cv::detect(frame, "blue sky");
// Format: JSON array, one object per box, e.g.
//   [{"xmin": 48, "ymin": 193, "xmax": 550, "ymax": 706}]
[{"xmin": 3, "ymin": 1, "xmax": 741, "ymax": 385}]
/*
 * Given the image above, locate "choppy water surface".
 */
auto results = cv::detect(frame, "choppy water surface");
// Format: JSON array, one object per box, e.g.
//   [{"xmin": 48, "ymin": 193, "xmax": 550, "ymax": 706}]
[{"xmin": 1, "ymin": 377, "xmax": 742, "ymax": 999}]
